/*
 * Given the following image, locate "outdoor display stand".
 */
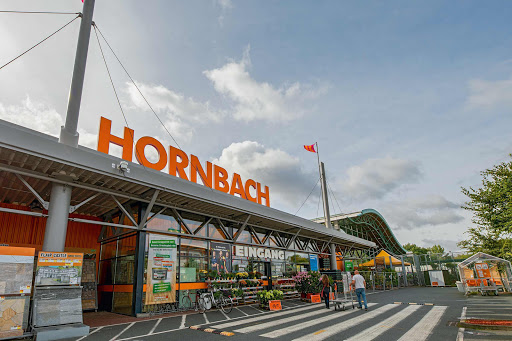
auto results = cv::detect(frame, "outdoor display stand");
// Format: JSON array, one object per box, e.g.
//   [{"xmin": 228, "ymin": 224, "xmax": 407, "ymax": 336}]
[
  {"xmin": 32, "ymin": 252, "xmax": 89, "ymax": 341},
  {"xmin": 457, "ymin": 252, "xmax": 512, "ymax": 296},
  {"xmin": 0, "ymin": 246, "xmax": 34, "ymax": 339},
  {"xmin": 81, "ymin": 257, "xmax": 98, "ymax": 311}
]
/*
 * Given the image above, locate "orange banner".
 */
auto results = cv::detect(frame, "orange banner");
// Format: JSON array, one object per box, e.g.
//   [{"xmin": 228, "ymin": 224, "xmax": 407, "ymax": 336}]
[{"xmin": 0, "ymin": 246, "xmax": 35, "ymax": 257}]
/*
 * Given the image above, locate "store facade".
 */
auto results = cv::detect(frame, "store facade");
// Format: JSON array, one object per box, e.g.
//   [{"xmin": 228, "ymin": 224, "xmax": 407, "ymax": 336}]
[{"xmin": 0, "ymin": 119, "xmax": 376, "ymax": 316}]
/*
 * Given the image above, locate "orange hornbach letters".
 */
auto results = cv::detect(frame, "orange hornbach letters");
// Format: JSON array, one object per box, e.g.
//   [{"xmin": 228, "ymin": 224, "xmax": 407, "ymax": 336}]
[{"xmin": 97, "ymin": 117, "xmax": 270, "ymax": 207}]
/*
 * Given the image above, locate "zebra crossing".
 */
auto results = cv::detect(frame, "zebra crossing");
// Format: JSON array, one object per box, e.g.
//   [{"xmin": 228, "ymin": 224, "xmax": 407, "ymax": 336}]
[{"xmin": 207, "ymin": 302, "xmax": 451, "ymax": 341}]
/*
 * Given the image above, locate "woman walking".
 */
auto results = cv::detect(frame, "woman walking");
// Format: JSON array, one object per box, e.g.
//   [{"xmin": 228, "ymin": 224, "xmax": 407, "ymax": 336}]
[{"xmin": 318, "ymin": 275, "xmax": 330, "ymax": 309}]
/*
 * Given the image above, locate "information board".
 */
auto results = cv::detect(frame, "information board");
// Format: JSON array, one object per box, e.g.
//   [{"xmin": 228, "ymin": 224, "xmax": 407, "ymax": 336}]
[
  {"xmin": 0, "ymin": 246, "xmax": 35, "ymax": 295},
  {"xmin": 145, "ymin": 234, "xmax": 177, "ymax": 305},
  {"xmin": 35, "ymin": 252, "xmax": 83, "ymax": 286},
  {"xmin": 309, "ymin": 254, "xmax": 318, "ymax": 271},
  {"xmin": 475, "ymin": 263, "xmax": 491, "ymax": 278}
]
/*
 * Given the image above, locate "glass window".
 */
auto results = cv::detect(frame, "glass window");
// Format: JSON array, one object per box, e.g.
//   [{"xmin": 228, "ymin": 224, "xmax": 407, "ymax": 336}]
[
  {"xmin": 234, "ymin": 228, "xmax": 252, "ymax": 244},
  {"xmin": 269, "ymin": 236, "xmax": 280, "ymax": 247},
  {"xmin": 232, "ymin": 258, "xmax": 249, "ymax": 273},
  {"xmin": 117, "ymin": 234, "xmax": 137, "ymax": 257},
  {"xmin": 293, "ymin": 252, "xmax": 309, "ymax": 264},
  {"xmin": 182, "ymin": 218, "xmax": 207, "ymax": 237},
  {"xmin": 98, "ymin": 259, "xmax": 114, "ymax": 285},
  {"xmin": 146, "ymin": 213, "xmax": 181, "ymax": 233},
  {"xmin": 180, "ymin": 257, "xmax": 207, "ymax": 282},
  {"xmin": 180, "ymin": 238, "xmax": 208, "ymax": 257},
  {"xmin": 209, "ymin": 223, "xmax": 229, "ymax": 240},
  {"xmin": 271, "ymin": 261, "xmax": 285, "ymax": 279},
  {"xmin": 114, "ymin": 255, "xmax": 135, "ymax": 284},
  {"xmin": 100, "ymin": 240, "xmax": 117, "ymax": 260}
]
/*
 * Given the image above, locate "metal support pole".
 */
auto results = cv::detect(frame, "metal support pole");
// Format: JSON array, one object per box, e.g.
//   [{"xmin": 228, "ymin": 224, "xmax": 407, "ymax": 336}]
[
  {"xmin": 42, "ymin": 183, "xmax": 72, "ymax": 251},
  {"xmin": 330, "ymin": 243, "xmax": 337, "ymax": 271},
  {"xmin": 400, "ymin": 255, "xmax": 407, "ymax": 287},
  {"xmin": 43, "ymin": 0, "xmax": 95, "ymax": 252},
  {"xmin": 319, "ymin": 162, "xmax": 331, "ymax": 228},
  {"xmin": 59, "ymin": 0, "xmax": 96, "ymax": 147}
]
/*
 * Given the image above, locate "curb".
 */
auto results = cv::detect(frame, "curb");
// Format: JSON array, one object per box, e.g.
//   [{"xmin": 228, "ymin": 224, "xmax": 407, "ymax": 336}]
[{"xmin": 189, "ymin": 325, "xmax": 235, "ymax": 336}]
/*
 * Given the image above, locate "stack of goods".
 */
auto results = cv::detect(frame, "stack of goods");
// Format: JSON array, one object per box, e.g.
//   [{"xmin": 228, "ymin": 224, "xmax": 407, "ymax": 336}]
[{"xmin": 81, "ymin": 259, "xmax": 97, "ymax": 310}]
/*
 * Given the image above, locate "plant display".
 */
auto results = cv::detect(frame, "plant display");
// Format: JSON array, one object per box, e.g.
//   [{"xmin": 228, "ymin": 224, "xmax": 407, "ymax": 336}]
[
  {"xmin": 257, "ymin": 290, "xmax": 284, "ymax": 307},
  {"xmin": 236, "ymin": 272, "xmax": 249, "ymax": 279}
]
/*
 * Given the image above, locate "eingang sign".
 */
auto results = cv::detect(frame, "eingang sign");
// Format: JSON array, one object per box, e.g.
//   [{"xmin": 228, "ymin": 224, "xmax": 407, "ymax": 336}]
[
  {"xmin": 97, "ymin": 117, "xmax": 270, "ymax": 207},
  {"xmin": 234, "ymin": 245, "xmax": 285, "ymax": 260}
]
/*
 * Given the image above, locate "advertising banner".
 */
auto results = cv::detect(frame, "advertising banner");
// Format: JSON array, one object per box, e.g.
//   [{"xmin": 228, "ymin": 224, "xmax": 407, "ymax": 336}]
[
  {"xmin": 145, "ymin": 235, "xmax": 177, "ymax": 305},
  {"xmin": 475, "ymin": 262, "xmax": 491, "ymax": 278},
  {"xmin": 309, "ymin": 254, "xmax": 318, "ymax": 271},
  {"xmin": 345, "ymin": 261, "xmax": 354, "ymax": 272},
  {"xmin": 211, "ymin": 242, "xmax": 231, "ymax": 273},
  {"xmin": 35, "ymin": 252, "xmax": 83, "ymax": 286},
  {"xmin": 0, "ymin": 246, "xmax": 35, "ymax": 295}
]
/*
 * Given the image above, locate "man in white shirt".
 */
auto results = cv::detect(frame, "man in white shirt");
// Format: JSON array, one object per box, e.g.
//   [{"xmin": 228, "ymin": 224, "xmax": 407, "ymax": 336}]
[{"xmin": 350, "ymin": 270, "xmax": 368, "ymax": 311}]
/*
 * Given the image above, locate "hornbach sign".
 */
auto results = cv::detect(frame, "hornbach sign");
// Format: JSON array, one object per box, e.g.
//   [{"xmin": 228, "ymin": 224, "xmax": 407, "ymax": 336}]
[{"xmin": 97, "ymin": 117, "xmax": 270, "ymax": 207}]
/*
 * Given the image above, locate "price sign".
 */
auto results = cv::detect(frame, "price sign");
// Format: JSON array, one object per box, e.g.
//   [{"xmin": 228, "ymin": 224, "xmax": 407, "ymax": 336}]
[
  {"xmin": 311, "ymin": 295, "xmax": 321, "ymax": 303},
  {"xmin": 269, "ymin": 300, "xmax": 282, "ymax": 311}
]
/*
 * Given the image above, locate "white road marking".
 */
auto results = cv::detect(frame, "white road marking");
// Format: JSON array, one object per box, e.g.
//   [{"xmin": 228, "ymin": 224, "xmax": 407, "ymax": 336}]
[
  {"xmin": 293, "ymin": 304, "xmax": 396, "ymax": 341},
  {"xmin": 76, "ymin": 326, "xmax": 103, "ymax": 341},
  {"xmin": 397, "ymin": 306, "xmax": 448, "ymax": 341},
  {"xmin": 235, "ymin": 307, "xmax": 249, "ymax": 316},
  {"xmin": 203, "ymin": 313, "xmax": 210, "ymax": 324},
  {"xmin": 148, "ymin": 318, "xmax": 162, "ymax": 335},
  {"xmin": 109, "ymin": 322, "xmax": 135, "ymax": 341},
  {"xmin": 261, "ymin": 303, "xmax": 377, "ymax": 339},
  {"xmin": 220, "ymin": 310, "xmax": 231, "ymax": 320},
  {"xmin": 457, "ymin": 307, "xmax": 467, "ymax": 341},
  {"xmin": 180, "ymin": 315, "xmax": 186, "ymax": 329},
  {"xmin": 212, "ymin": 304, "xmax": 320, "ymax": 329},
  {"xmin": 247, "ymin": 305, "xmax": 262, "ymax": 312},
  {"xmin": 235, "ymin": 307, "xmax": 335, "ymax": 333},
  {"xmin": 345, "ymin": 305, "xmax": 422, "ymax": 341}
]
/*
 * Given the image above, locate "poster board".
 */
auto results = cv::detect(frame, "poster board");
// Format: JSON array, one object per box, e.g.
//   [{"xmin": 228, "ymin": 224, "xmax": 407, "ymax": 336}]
[
  {"xmin": 429, "ymin": 270, "xmax": 445, "ymax": 286},
  {"xmin": 35, "ymin": 252, "xmax": 83, "ymax": 286},
  {"xmin": 475, "ymin": 263, "xmax": 491, "ymax": 279},
  {"xmin": 0, "ymin": 246, "xmax": 35, "ymax": 295},
  {"xmin": 309, "ymin": 254, "xmax": 318, "ymax": 271},
  {"xmin": 211, "ymin": 242, "xmax": 231, "ymax": 273},
  {"xmin": 0, "ymin": 296, "xmax": 30, "ymax": 338},
  {"xmin": 145, "ymin": 235, "xmax": 177, "ymax": 305}
]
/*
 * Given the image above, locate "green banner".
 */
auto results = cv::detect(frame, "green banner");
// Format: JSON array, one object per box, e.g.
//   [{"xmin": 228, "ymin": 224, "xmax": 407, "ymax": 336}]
[
  {"xmin": 345, "ymin": 261, "xmax": 354, "ymax": 272},
  {"xmin": 150, "ymin": 240, "xmax": 176, "ymax": 248},
  {"xmin": 153, "ymin": 282, "xmax": 172, "ymax": 293}
]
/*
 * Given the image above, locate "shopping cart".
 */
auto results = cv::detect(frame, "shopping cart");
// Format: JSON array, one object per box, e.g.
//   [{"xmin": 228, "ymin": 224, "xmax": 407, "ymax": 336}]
[{"xmin": 332, "ymin": 278, "xmax": 355, "ymax": 311}]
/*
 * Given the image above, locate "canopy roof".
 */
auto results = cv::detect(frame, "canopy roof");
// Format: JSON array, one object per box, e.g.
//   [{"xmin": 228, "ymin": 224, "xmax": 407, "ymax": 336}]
[
  {"xmin": 314, "ymin": 209, "xmax": 406, "ymax": 255},
  {"xmin": 458, "ymin": 252, "xmax": 511, "ymax": 269},
  {"xmin": 359, "ymin": 250, "xmax": 411, "ymax": 267}
]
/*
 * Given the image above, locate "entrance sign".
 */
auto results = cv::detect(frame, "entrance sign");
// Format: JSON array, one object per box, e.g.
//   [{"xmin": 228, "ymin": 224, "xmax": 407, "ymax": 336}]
[
  {"xmin": 211, "ymin": 243, "xmax": 232, "ymax": 273},
  {"xmin": 35, "ymin": 252, "xmax": 83, "ymax": 286},
  {"xmin": 234, "ymin": 245, "xmax": 285, "ymax": 260},
  {"xmin": 97, "ymin": 117, "xmax": 270, "ymax": 207},
  {"xmin": 269, "ymin": 300, "xmax": 282, "ymax": 311},
  {"xmin": 309, "ymin": 254, "xmax": 318, "ymax": 271},
  {"xmin": 146, "ymin": 235, "xmax": 177, "ymax": 305}
]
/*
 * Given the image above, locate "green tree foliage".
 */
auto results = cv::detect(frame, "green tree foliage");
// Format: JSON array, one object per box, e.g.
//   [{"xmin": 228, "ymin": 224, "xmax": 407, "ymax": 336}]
[
  {"xmin": 403, "ymin": 243, "xmax": 445, "ymax": 255},
  {"xmin": 429, "ymin": 244, "xmax": 445, "ymax": 255},
  {"xmin": 459, "ymin": 156, "xmax": 512, "ymax": 261}
]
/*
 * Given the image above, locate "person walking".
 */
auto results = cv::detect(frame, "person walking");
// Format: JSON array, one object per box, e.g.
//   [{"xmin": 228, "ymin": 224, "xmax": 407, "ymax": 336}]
[
  {"xmin": 350, "ymin": 270, "xmax": 368, "ymax": 311},
  {"xmin": 318, "ymin": 274, "xmax": 330, "ymax": 309}
]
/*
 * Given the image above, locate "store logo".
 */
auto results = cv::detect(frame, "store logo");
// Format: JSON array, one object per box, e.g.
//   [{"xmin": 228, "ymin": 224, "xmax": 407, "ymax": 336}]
[
  {"xmin": 97, "ymin": 117, "xmax": 270, "ymax": 207},
  {"xmin": 234, "ymin": 245, "xmax": 285, "ymax": 260}
]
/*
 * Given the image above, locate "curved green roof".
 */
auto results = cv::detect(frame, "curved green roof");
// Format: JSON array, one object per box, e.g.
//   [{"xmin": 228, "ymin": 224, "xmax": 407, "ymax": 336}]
[{"xmin": 313, "ymin": 209, "xmax": 406, "ymax": 255}]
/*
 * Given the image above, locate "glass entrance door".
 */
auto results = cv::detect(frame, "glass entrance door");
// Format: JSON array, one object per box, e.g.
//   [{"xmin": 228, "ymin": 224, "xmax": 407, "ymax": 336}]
[{"xmin": 252, "ymin": 261, "xmax": 272, "ymax": 290}]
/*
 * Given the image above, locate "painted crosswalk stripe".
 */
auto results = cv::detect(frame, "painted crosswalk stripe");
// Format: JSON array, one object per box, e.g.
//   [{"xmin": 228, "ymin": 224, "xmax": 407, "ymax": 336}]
[
  {"xmin": 235, "ymin": 306, "xmax": 338, "ymax": 334},
  {"xmin": 397, "ymin": 306, "xmax": 447, "ymax": 341},
  {"xmin": 292, "ymin": 304, "xmax": 397, "ymax": 341},
  {"xmin": 211, "ymin": 304, "xmax": 320, "ymax": 329},
  {"xmin": 260, "ymin": 303, "xmax": 378, "ymax": 339},
  {"xmin": 345, "ymin": 305, "xmax": 421, "ymax": 341}
]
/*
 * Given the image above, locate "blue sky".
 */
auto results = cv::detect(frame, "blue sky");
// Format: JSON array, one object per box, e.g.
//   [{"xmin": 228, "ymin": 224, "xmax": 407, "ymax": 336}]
[{"xmin": 1, "ymin": 0, "xmax": 512, "ymax": 252}]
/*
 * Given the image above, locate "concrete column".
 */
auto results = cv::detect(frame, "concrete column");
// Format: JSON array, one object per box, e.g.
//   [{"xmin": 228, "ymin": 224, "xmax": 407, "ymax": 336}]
[
  {"xmin": 330, "ymin": 243, "xmax": 338, "ymax": 271},
  {"xmin": 42, "ymin": 183, "xmax": 72, "ymax": 251}
]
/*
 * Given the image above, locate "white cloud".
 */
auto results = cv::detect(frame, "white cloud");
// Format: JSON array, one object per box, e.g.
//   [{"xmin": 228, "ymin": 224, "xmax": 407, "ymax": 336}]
[
  {"xmin": 381, "ymin": 195, "xmax": 464, "ymax": 230},
  {"xmin": 467, "ymin": 76, "xmax": 512, "ymax": 108},
  {"xmin": 0, "ymin": 96, "xmax": 63, "ymax": 136},
  {"xmin": 217, "ymin": 0, "xmax": 233, "ymax": 10},
  {"xmin": 421, "ymin": 238, "xmax": 465, "ymax": 253},
  {"xmin": 212, "ymin": 141, "xmax": 316, "ymax": 206},
  {"xmin": 204, "ymin": 46, "xmax": 327, "ymax": 122},
  {"xmin": 341, "ymin": 157, "xmax": 422, "ymax": 200}
]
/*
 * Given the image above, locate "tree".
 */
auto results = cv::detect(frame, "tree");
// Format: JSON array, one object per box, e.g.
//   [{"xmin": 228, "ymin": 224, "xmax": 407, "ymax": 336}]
[
  {"xmin": 459, "ymin": 156, "xmax": 512, "ymax": 261},
  {"xmin": 429, "ymin": 244, "xmax": 445, "ymax": 255},
  {"xmin": 403, "ymin": 243, "xmax": 429, "ymax": 255}
]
